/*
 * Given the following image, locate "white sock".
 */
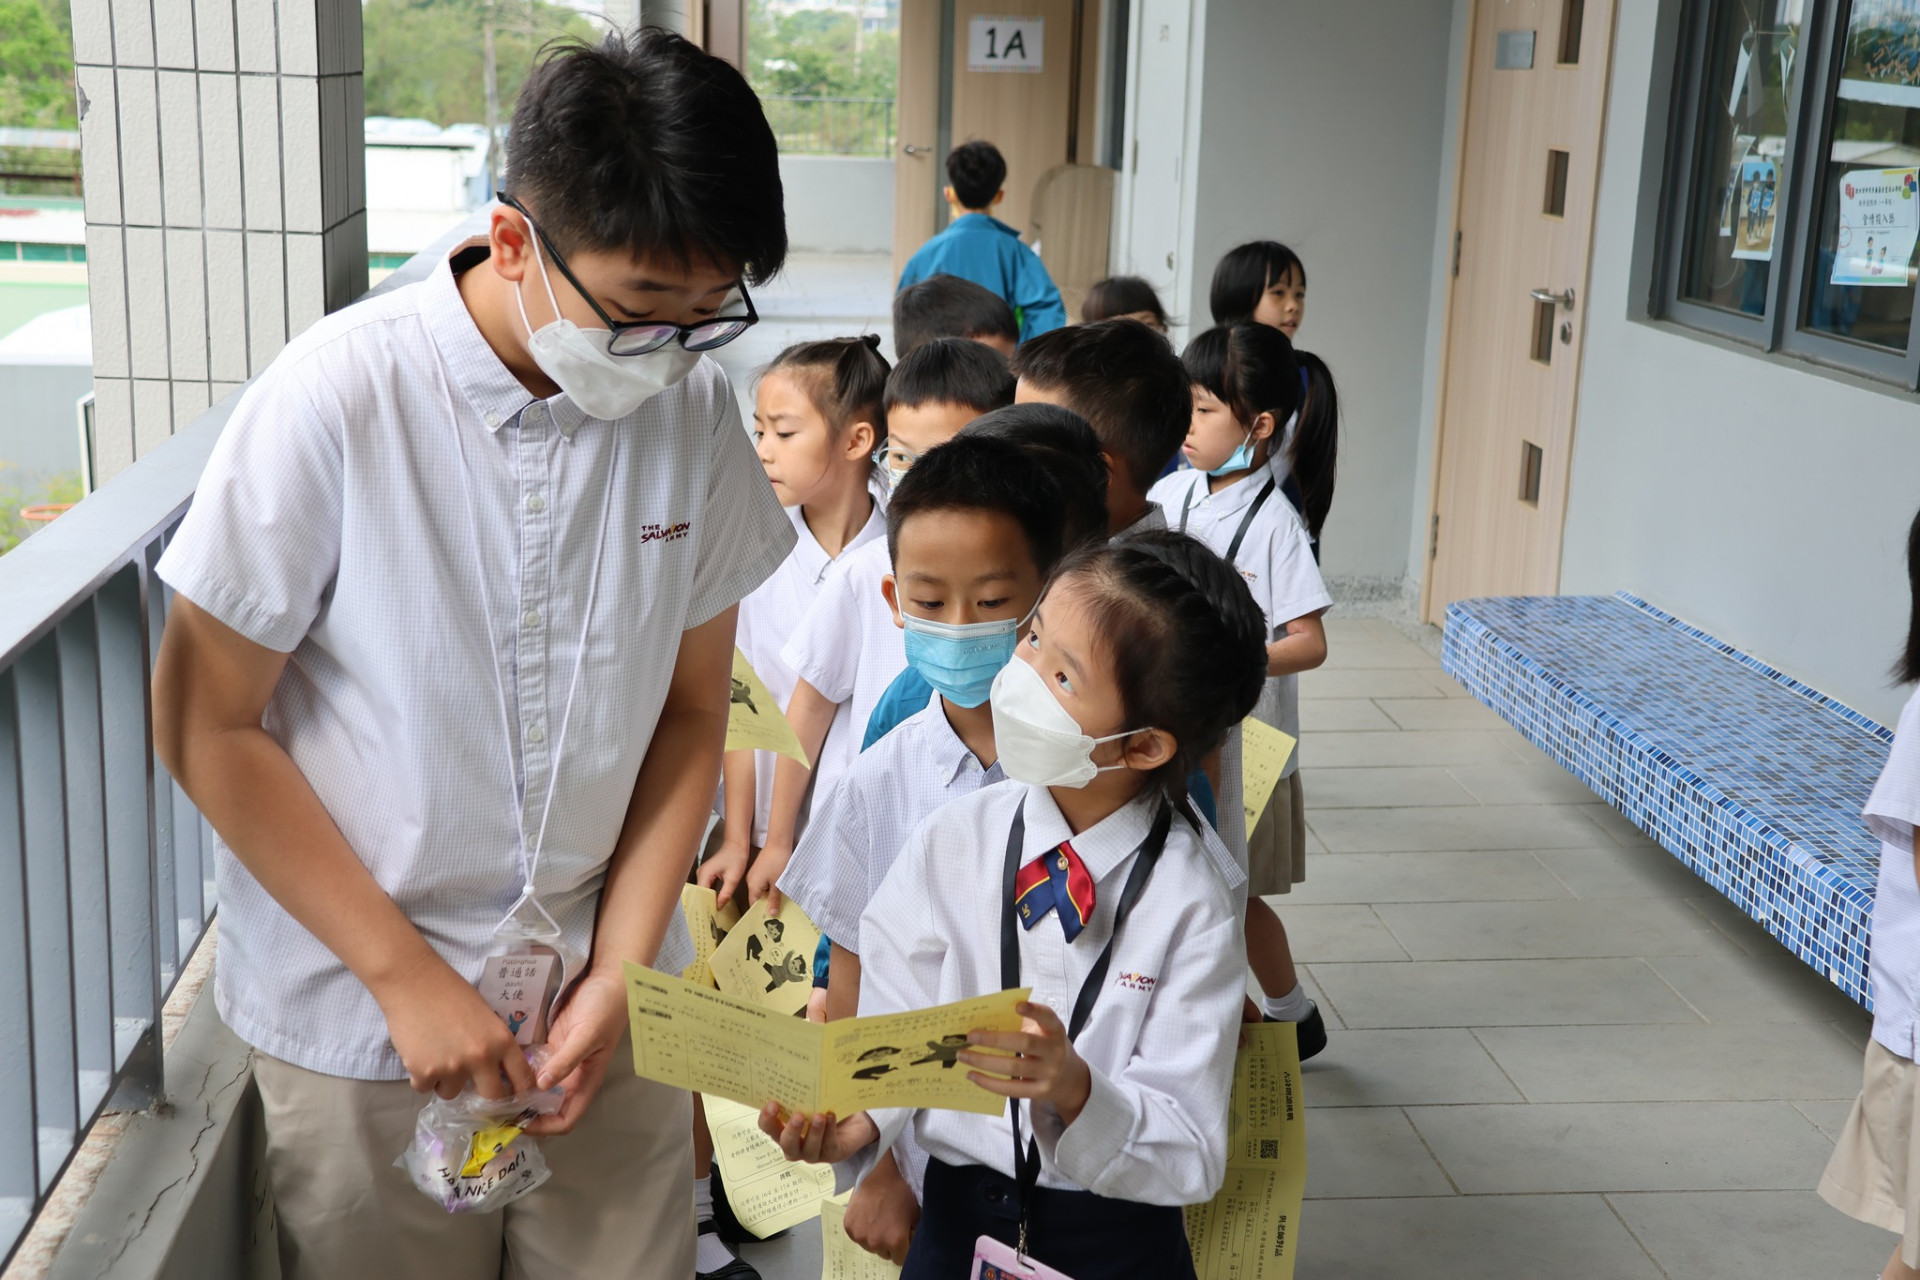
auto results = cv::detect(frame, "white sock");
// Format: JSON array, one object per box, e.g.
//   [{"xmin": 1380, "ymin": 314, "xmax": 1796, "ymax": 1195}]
[
  {"xmin": 694, "ymin": 1231, "xmax": 739, "ymax": 1273},
  {"xmin": 694, "ymin": 1173, "xmax": 714, "ymax": 1223},
  {"xmin": 1262, "ymin": 982, "xmax": 1313, "ymax": 1022}
]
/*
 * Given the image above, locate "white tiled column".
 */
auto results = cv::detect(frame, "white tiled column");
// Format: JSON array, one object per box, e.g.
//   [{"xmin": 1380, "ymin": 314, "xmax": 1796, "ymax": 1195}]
[{"xmin": 75, "ymin": 0, "xmax": 367, "ymax": 482}]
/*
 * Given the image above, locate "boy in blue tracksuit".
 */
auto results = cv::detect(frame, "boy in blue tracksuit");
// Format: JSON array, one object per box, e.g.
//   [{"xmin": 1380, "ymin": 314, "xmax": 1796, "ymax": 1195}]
[{"xmin": 897, "ymin": 140, "xmax": 1067, "ymax": 343}]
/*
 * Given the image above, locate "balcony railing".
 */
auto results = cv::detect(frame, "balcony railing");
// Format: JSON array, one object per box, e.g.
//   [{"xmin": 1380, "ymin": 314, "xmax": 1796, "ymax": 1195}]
[
  {"xmin": 759, "ymin": 94, "xmax": 896, "ymax": 157},
  {"xmin": 0, "ymin": 225, "xmax": 461, "ymax": 1269}
]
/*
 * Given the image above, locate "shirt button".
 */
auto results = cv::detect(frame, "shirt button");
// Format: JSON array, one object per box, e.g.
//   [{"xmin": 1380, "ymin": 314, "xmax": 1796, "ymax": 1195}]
[
  {"xmin": 527, "ymin": 724, "xmax": 546, "ymax": 744},
  {"xmin": 484, "ymin": 410, "xmax": 500, "ymax": 428},
  {"xmin": 527, "ymin": 494, "xmax": 546, "ymax": 513},
  {"xmin": 523, "ymin": 609, "xmax": 541, "ymax": 628}
]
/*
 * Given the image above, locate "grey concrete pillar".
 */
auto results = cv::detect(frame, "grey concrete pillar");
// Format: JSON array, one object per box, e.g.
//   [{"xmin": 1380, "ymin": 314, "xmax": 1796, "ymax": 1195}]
[{"xmin": 73, "ymin": 0, "xmax": 368, "ymax": 483}]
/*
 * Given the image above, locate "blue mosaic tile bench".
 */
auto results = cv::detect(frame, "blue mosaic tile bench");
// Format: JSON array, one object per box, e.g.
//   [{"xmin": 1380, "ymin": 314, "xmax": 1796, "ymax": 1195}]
[{"xmin": 1442, "ymin": 591, "xmax": 1892, "ymax": 1009}]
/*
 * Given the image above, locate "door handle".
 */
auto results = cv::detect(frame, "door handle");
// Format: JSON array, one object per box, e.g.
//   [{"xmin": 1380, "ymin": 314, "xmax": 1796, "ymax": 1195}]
[
  {"xmin": 902, "ymin": 143, "xmax": 932, "ymax": 156},
  {"xmin": 1529, "ymin": 287, "xmax": 1576, "ymax": 311}
]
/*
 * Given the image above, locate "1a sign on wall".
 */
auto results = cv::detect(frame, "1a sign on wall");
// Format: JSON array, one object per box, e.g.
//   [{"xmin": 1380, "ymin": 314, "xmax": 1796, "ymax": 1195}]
[{"xmin": 968, "ymin": 16, "xmax": 1044, "ymax": 73}]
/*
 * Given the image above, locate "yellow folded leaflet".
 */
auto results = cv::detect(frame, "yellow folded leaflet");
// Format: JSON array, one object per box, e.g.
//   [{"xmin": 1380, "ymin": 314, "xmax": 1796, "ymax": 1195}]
[
  {"xmin": 702, "ymin": 1095, "xmax": 837, "ymax": 1238},
  {"xmin": 680, "ymin": 884, "xmax": 742, "ymax": 988},
  {"xmin": 1185, "ymin": 1022, "xmax": 1308, "ymax": 1280},
  {"xmin": 821, "ymin": 1190, "xmax": 904, "ymax": 1279},
  {"xmin": 709, "ymin": 896, "xmax": 822, "ymax": 1017},
  {"xmin": 1239, "ymin": 717, "xmax": 1298, "ymax": 834},
  {"xmin": 624, "ymin": 962, "xmax": 1027, "ymax": 1117},
  {"xmin": 727, "ymin": 648, "xmax": 809, "ymax": 765}
]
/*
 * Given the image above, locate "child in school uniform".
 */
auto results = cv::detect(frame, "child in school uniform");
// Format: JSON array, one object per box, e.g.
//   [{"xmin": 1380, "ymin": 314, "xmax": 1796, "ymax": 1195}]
[
  {"xmin": 893, "ymin": 274, "xmax": 1020, "ymax": 358},
  {"xmin": 1008, "ymin": 320, "xmax": 1191, "ymax": 540},
  {"xmin": 748, "ymin": 339, "xmax": 1017, "ymax": 905},
  {"xmin": 702, "ymin": 336, "xmax": 891, "ymax": 905},
  {"xmin": 692, "ymin": 335, "xmax": 889, "ymax": 1280},
  {"xmin": 762, "ymin": 531, "xmax": 1268, "ymax": 1279},
  {"xmin": 775, "ymin": 409, "xmax": 1113, "ymax": 1264},
  {"xmin": 1820, "ymin": 508, "xmax": 1920, "ymax": 1280},
  {"xmin": 1149, "ymin": 322, "xmax": 1334, "ymax": 1058}
]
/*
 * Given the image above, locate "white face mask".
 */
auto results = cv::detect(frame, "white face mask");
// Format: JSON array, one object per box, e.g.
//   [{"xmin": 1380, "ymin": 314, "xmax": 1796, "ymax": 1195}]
[
  {"xmin": 515, "ymin": 220, "xmax": 702, "ymax": 421},
  {"xmin": 989, "ymin": 656, "xmax": 1151, "ymax": 789}
]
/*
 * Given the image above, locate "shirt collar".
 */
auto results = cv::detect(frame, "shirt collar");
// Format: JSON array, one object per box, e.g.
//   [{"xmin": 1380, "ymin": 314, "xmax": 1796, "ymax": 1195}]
[
  {"xmin": 787, "ymin": 500, "xmax": 888, "ymax": 586},
  {"xmin": 1116, "ymin": 501, "xmax": 1166, "ymax": 539},
  {"xmin": 951, "ymin": 212, "xmax": 1021, "ymax": 239},
  {"xmin": 922, "ymin": 693, "xmax": 1000, "ymax": 786},
  {"xmin": 1194, "ymin": 462, "xmax": 1273, "ymax": 519},
  {"xmin": 1016, "ymin": 783, "xmax": 1158, "ymax": 885},
  {"xmin": 421, "ymin": 239, "xmax": 558, "ymax": 436}
]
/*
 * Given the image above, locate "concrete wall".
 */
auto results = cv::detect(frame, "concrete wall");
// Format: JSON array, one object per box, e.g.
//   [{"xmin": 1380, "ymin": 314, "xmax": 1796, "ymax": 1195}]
[
  {"xmin": 1557, "ymin": 3, "xmax": 1920, "ymax": 727},
  {"xmin": 1184, "ymin": 0, "xmax": 1456, "ymax": 589},
  {"xmin": 779, "ymin": 155, "xmax": 895, "ymax": 255}
]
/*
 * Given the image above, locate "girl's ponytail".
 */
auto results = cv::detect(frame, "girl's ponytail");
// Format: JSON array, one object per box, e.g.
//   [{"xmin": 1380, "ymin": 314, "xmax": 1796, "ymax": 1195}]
[{"xmin": 1288, "ymin": 350, "xmax": 1339, "ymax": 542}]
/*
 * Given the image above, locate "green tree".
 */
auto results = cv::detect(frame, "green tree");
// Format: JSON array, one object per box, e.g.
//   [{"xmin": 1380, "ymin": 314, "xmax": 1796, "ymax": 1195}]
[
  {"xmin": 0, "ymin": 0, "xmax": 78, "ymax": 129},
  {"xmin": 748, "ymin": 1, "xmax": 898, "ymax": 100},
  {"xmin": 362, "ymin": 0, "xmax": 598, "ymax": 126}
]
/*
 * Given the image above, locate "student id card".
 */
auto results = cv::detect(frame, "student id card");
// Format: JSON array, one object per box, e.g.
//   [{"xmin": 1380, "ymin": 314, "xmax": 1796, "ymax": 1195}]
[
  {"xmin": 477, "ymin": 951, "xmax": 560, "ymax": 1045},
  {"xmin": 972, "ymin": 1237, "xmax": 1076, "ymax": 1280}
]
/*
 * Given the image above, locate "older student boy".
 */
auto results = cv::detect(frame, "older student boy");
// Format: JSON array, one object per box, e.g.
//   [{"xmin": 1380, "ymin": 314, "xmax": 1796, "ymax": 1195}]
[
  {"xmin": 897, "ymin": 141, "xmax": 1066, "ymax": 343},
  {"xmin": 748, "ymin": 340, "xmax": 1015, "ymax": 905},
  {"xmin": 149, "ymin": 32, "xmax": 792, "ymax": 1280}
]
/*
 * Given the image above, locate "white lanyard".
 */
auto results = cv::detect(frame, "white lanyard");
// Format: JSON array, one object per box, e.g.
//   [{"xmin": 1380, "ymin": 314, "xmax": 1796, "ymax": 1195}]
[{"xmin": 446, "ymin": 395, "xmax": 621, "ymax": 944}]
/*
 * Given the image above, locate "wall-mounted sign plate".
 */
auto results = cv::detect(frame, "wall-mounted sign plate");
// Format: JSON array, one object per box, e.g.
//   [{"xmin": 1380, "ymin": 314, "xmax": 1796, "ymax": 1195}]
[
  {"xmin": 1496, "ymin": 29, "xmax": 1537, "ymax": 70},
  {"xmin": 968, "ymin": 16, "xmax": 1045, "ymax": 73}
]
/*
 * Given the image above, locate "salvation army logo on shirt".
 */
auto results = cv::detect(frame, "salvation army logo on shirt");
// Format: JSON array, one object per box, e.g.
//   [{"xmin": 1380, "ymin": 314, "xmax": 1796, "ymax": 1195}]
[
  {"xmin": 638, "ymin": 520, "xmax": 692, "ymax": 546},
  {"xmin": 1115, "ymin": 971, "xmax": 1157, "ymax": 992}
]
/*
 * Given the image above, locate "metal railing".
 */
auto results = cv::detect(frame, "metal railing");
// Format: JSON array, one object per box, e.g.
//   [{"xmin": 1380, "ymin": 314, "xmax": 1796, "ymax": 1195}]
[
  {"xmin": 759, "ymin": 94, "xmax": 896, "ymax": 156},
  {"xmin": 0, "ymin": 226, "xmax": 461, "ymax": 1269}
]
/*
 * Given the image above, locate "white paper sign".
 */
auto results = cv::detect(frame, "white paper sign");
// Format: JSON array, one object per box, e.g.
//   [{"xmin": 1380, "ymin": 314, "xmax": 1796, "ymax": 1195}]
[
  {"xmin": 968, "ymin": 16, "xmax": 1043, "ymax": 73},
  {"xmin": 1832, "ymin": 168, "xmax": 1920, "ymax": 287}
]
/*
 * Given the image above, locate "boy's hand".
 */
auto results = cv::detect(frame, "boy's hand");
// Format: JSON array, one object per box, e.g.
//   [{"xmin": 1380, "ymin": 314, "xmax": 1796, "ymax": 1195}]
[
  {"xmin": 845, "ymin": 1149, "xmax": 919, "ymax": 1264},
  {"xmin": 523, "ymin": 970, "xmax": 629, "ymax": 1136},
  {"xmin": 747, "ymin": 840, "xmax": 792, "ymax": 913},
  {"xmin": 757, "ymin": 1104, "xmax": 878, "ymax": 1164},
  {"xmin": 696, "ymin": 839, "xmax": 751, "ymax": 905},
  {"xmin": 377, "ymin": 956, "xmax": 536, "ymax": 1100},
  {"xmin": 806, "ymin": 986, "xmax": 830, "ymax": 1024},
  {"xmin": 959, "ymin": 1001, "xmax": 1093, "ymax": 1124}
]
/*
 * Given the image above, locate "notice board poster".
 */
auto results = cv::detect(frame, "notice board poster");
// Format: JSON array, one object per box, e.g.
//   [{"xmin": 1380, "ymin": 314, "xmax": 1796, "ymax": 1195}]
[{"xmin": 1832, "ymin": 168, "xmax": 1920, "ymax": 286}]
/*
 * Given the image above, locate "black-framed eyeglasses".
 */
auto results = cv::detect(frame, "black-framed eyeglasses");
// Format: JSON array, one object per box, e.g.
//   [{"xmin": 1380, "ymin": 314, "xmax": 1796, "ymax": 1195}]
[{"xmin": 499, "ymin": 192, "xmax": 759, "ymax": 356}]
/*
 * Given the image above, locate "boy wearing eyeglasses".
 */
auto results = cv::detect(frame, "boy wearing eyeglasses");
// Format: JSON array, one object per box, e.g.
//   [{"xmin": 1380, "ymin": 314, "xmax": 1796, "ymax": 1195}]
[{"xmin": 150, "ymin": 31, "xmax": 792, "ymax": 1280}]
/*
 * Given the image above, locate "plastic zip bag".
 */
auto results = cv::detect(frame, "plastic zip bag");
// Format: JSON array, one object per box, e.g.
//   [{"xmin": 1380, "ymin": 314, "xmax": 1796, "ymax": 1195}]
[{"xmin": 396, "ymin": 1047, "xmax": 565, "ymax": 1214}]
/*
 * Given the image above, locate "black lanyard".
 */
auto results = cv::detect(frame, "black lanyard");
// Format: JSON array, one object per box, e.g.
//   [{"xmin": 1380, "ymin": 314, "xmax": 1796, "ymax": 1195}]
[
  {"xmin": 997, "ymin": 795, "xmax": 1174, "ymax": 1256},
  {"xmin": 1179, "ymin": 475, "xmax": 1277, "ymax": 566}
]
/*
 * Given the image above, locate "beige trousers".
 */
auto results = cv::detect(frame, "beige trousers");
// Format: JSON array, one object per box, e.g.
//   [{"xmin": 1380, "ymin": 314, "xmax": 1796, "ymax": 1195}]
[{"xmin": 254, "ymin": 1036, "xmax": 694, "ymax": 1280}]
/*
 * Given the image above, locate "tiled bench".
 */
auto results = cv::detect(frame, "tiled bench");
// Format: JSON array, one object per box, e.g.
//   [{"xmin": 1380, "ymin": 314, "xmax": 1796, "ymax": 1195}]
[{"xmin": 1442, "ymin": 591, "xmax": 1892, "ymax": 1009}]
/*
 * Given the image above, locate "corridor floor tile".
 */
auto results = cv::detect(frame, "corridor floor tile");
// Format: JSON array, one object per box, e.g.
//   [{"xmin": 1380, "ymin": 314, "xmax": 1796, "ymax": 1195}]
[
  {"xmin": 1295, "ymin": 1196, "xmax": 1665, "ymax": 1279},
  {"xmin": 1533, "ymin": 845, "xmax": 1719, "ymax": 900},
  {"xmin": 1446, "ymin": 760, "xmax": 1606, "ymax": 805},
  {"xmin": 1307, "ymin": 729, "xmax": 1529, "ymax": 767},
  {"xmin": 1371, "ymin": 897, "xmax": 1741, "ymax": 960},
  {"xmin": 1375, "ymin": 696, "xmax": 1511, "ymax": 731},
  {"xmin": 1407, "ymin": 1101, "xmax": 1837, "ymax": 1193},
  {"xmin": 1297, "ymin": 698, "xmax": 1399, "ymax": 731},
  {"xmin": 1269, "ymin": 903, "xmax": 1410, "ymax": 962},
  {"xmin": 1300, "ymin": 1028, "xmax": 1524, "ymax": 1107},
  {"xmin": 1309, "ymin": 802, "xmax": 1610, "ymax": 853},
  {"xmin": 1471, "ymin": 1021, "xmax": 1867, "ymax": 1103},
  {"xmin": 1300, "ymin": 667, "xmax": 1452, "ymax": 699},
  {"xmin": 1307, "ymin": 958, "xmax": 1704, "ymax": 1028},
  {"xmin": 1281, "ymin": 850, "xmax": 1573, "ymax": 905},
  {"xmin": 1647, "ymin": 951, "xmax": 1878, "ymax": 1025},
  {"xmin": 1300, "ymin": 764, "xmax": 1478, "ymax": 808},
  {"xmin": 1607, "ymin": 1190, "xmax": 1891, "ymax": 1279},
  {"xmin": 1303, "ymin": 1107, "xmax": 1455, "ymax": 1199}
]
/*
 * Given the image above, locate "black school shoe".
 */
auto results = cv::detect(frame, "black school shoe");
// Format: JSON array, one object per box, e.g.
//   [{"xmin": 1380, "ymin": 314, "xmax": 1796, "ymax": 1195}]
[
  {"xmin": 696, "ymin": 1220, "xmax": 761, "ymax": 1280},
  {"xmin": 710, "ymin": 1164, "xmax": 789, "ymax": 1245},
  {"xmin": 1265, "ymin": 1003, "xmax": 1329, "ymax": 1061}
]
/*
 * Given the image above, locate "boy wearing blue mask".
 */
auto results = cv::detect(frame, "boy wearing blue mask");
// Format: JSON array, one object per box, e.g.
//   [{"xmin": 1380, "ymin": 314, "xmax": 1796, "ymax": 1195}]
[{"xmin": 776, "ymin": 410, "xmax": 1108, "ymax": 1266}]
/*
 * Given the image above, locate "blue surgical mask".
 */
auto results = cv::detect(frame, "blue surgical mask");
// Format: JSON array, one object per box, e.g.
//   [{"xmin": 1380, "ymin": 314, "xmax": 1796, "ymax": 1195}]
[
  {"xmin": 901, "ymin": 613, "xmax": 1022, "ymax": 708},
  {"xmin": 1208, "ymin": 428, "xmax": 1258, "ymax": 477}
]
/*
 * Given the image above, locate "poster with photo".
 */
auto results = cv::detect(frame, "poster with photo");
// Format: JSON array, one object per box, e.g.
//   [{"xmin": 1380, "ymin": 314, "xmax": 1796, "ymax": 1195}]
[
  {"xmin": 1831, "ymin": 167, "xmax": 1920, "ymax": 286},
  {"xmin": 1731, "ymin": 157, "xmax": 1780, "ymax": 260},
  {"xmin": 1719, "ymin": 135, "xmax": 1757, "ymax": 238},
  {"xmin": 1838, "ymin": 0, "xmax": 1920, "ymax": 108}
]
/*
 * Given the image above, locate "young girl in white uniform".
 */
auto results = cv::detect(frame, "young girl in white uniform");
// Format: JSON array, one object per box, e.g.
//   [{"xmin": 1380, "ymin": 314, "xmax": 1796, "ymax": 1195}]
[
  {"xmin": 1821, "ymin": 508, "xmax": 1920, "ymax": 1280},
  {"xmin": 760, "ymin": 531, "xmax": 1267, "ymax": 1279}
]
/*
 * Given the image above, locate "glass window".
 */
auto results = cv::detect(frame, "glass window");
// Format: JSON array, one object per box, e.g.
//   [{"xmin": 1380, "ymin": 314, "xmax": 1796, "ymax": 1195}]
[
  {"xmin": 1800, "ymin": 0, "xmax": 1920, "ymax": 352},
  {"xmin": 1678, "ymin": 1, "xmax": 1805, "ymax": 317}
]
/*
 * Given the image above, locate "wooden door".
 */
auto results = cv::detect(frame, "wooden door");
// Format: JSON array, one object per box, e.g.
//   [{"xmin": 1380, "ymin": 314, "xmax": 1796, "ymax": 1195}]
[
  {"xmin": 1425, "ymin": 0, "xmax": 1615, "ymax": 620},
  {"xmin": 891, "ymin": 0, "xmax": 1106, "ymax": 281},
  {"xmin": 1116, "ymin": 0, "xmax": 1191, "ymax": 308}
]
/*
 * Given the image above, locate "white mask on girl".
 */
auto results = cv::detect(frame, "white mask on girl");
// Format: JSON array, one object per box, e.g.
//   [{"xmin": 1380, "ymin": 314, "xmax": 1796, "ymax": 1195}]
[
  {"xmin": 989, "ymin": 656, "xmax": 1153, "ymax": 789},
  {"xmin": 515, "ymin": 219, "xmax": 701, "ymax": 421}
]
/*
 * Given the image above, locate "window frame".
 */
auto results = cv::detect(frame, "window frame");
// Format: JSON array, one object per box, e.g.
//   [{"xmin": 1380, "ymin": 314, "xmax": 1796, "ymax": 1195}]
[{"xmin": 1657, "ymin": 0, "xmax": 1920, "ymax": 390}]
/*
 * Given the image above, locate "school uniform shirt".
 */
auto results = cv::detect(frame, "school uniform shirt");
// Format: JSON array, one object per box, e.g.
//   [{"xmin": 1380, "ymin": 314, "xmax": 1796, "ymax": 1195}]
[
  {"xmin": 781, "ymin": 538, "xmax": 907, "ymax": 811},
  {"xmin": 154, "ymin": 244, "xmax": 793, "ymax": 1080},
  {"xmin": 855, "ymin": 780, "xmax": 1248, "ymax": 1206},
  {"xmin": 1149, "ymin": 457, "xmax": 1332, "ymax": 779},
  {"xmin": 1869, "ymin": 686, "xmax": 1920, "ymax": 1059},
  {"xmin": 733, "ymin": 499, "xmax": 888, "ymax": 844},
  {"xmin": 896, "ymin": 213, "xmax": 1068, "ymax": 343},
  {"xmin": 1114, "ymin": 500, "xmax": 1167, "ymax": 540}
]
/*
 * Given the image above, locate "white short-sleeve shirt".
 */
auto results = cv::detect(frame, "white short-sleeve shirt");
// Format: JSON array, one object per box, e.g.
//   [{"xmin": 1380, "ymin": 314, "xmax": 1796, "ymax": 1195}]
[
  {"xmin": 1870, "ymin": 686, "xmax": 1920, "ymax": 1059},
  {"xmin": 156, "ymin": 245, "xmax": 795, "ymax": 1080},
  {"xmin": 1149, "ymin": 459, "xmax": 1331, "ymax": 778},
  {"xmin": 855, "ymin": 781, "xmax": 1246, "ymax": 1206},
  {"xmin": 734, "ymin": 500, "xmax": 887, "ymax": 844},
  {"xmin": 780, "ymin": 537, "xmax": 907, "ymax": 807}
]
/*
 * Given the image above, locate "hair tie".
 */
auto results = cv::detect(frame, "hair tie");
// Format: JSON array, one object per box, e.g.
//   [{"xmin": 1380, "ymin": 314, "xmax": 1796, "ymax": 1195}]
[{"xmin": 861, "ymin": 333, "xmax": 882, "ymax": 352}]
